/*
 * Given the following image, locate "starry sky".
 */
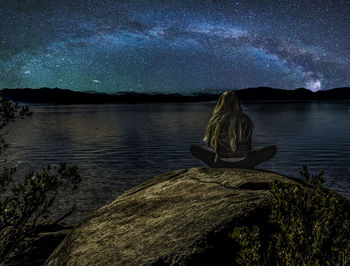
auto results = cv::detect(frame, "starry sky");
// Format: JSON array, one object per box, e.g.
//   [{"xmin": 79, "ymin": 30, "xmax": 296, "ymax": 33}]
[{"xmin": 1, "ymin": 0, "xmax": 350, "ymax": 94}]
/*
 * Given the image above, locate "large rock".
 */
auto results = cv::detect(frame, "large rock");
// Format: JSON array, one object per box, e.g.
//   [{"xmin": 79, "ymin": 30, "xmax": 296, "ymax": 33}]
[{"xmin": 45, "ymin": 167, "xmax": 297, "ymax": 265}]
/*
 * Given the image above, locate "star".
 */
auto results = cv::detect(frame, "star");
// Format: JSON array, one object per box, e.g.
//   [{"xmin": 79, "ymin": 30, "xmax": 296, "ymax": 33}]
[{"xmin": 0, "ymin": 0, "xmax": 349, "ymax": 93}]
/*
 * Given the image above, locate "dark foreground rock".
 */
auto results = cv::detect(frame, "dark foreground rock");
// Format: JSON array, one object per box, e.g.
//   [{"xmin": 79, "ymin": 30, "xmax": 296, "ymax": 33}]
[
  {"xmin": 6, "ymin": 223, "xmax": 72, "ymax": 265},
  {"xmin": 45, "ymin": 167, "xmax": 299, "ymax": 265}
]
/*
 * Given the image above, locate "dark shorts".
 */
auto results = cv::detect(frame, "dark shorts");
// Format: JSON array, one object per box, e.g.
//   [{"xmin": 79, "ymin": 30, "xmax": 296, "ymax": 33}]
[{"xmin": 189, "ymin": 144, "xmax": 277, "ymax": 169}]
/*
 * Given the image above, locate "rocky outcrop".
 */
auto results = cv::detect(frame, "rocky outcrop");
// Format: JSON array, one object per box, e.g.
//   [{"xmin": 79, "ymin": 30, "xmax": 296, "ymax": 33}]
[{"xmin": 45, "ymin": 167, "xmax": 298, "ymax": 265}]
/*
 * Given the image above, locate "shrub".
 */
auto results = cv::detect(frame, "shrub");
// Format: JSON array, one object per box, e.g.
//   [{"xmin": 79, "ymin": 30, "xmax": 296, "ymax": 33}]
[
  {"xmin": 230, "ymin": 165, "xmax": 350, "ymax": 265},
  {"xmin": 0, "ymin": 98, "xmax": 81, "ymax": 263}
]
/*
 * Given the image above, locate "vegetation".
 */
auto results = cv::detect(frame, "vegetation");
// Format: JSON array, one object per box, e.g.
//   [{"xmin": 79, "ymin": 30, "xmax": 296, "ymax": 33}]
[
  {"xmin": 0, "ymin": 98, "xmax": 81, "ymax": 264},
  {"xmin": 231, "ymin": 165, "xmax": 350, "ymax": 265}
]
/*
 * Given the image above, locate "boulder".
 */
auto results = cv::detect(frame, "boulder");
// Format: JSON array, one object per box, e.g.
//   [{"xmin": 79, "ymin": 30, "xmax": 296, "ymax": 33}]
[{"xmin": 45, "ymin": 167, "xmax": 298, "ymax": 265}]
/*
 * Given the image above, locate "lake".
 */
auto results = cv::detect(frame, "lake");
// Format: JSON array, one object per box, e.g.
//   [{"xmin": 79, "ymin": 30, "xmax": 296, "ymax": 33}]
[{"xmin": 3, "ymin": 100, "xmax": 350, "ymax": 223}]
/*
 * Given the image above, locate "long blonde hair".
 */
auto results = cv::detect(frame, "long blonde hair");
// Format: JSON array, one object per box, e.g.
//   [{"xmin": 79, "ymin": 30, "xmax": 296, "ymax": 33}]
[{"xmin": 203, "ymin": 91, "xmax": 253, "ymax": 152}]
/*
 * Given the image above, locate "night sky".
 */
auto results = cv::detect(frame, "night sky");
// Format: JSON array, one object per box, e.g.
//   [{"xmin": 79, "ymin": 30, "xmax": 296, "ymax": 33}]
[{"xmin": 1, "ymin": 0, "xmax": 350, "ymax": 94}]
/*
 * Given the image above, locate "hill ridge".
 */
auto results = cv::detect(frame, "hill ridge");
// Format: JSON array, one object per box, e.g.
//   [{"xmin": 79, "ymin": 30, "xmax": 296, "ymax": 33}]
[{"xmin": 1, "ymin": 86, "xmax": 349, "ymax": 103}]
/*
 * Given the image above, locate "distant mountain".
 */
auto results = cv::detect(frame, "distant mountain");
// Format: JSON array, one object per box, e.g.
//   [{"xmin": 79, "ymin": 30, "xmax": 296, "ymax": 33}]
[
  {"xmin": 0, "ymin": 88, "xmax": 219, "ymax": 104},
  {"xmin": 236, "ymin": 87, "xmax": 350, "ymax": 100},
  {"xmin": 0, "ymin": 87, "xmax": 349, "ymax": 104}
]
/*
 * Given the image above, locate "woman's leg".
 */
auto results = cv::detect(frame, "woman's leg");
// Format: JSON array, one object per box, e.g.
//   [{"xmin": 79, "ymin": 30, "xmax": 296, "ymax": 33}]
[
  {"xmin": 245, "ymin": 145, "xmax": 277, "ymax": 168},
  {"xmin": 189, "ymin": 144, "xmax": 248, "ymax": 168},
  {"xmin": 211, "ymin": 145, "xmax": 277, "ymax": 169},
  {"xmin": 190, "ymin": 144, "xmax": 277, "ymax": 169},
  {"xmin": 189, "ymin": 144, "xmax": 216, "ymax": 167}
]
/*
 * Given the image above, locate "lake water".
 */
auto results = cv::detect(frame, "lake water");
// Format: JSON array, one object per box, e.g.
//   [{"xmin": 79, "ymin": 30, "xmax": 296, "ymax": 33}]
[{"xmin": 3, "ymin": 101, "xmax": 350, "ymax": 223}]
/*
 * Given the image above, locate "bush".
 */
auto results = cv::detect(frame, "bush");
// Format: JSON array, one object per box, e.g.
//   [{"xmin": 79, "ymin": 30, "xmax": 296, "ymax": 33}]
[
  {"xmin": 230, "ymin": 165, "xmax": 350, "ymax": 265},
  {"xmin": 0, "ymin": 98, "xmax": 81, "ymax": 264}
]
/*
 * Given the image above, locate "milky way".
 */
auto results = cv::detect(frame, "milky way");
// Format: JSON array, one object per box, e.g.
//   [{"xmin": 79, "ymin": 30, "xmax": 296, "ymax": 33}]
[{"xmin": 1, "ymin": 0, "xmax": 350, "ymax": 93}]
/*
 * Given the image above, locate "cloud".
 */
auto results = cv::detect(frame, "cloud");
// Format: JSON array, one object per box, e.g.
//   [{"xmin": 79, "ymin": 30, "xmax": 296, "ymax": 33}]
[
  {"xmin": 305, "ymin": 79, "xmax": 322, "ymax": 92},
  {"xmin": 303, "ymin": 71, "xmax": 323, "ymax": 91}
]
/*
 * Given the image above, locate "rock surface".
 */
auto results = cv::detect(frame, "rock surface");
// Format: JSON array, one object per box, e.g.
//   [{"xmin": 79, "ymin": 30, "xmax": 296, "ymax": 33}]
[{"xmin": 45, "ymin": 167, "xmax": 297, "ymax": 265}]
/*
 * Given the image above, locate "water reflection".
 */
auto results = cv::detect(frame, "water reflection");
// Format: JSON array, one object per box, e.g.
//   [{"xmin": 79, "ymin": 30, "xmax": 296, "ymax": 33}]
[{"xmin": 3, "ymin": 101, "xmax": 350, "ymax": 223}]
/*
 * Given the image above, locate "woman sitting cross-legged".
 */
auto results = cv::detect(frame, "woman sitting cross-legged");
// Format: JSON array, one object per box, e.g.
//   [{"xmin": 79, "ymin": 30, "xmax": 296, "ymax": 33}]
[{"xmin": 189, "ymin": 91, "xmax": 277, "ymax": 169}]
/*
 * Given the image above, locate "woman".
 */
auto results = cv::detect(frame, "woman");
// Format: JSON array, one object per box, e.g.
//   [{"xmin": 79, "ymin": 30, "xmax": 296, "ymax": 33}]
[{"xmin": 189, "ymin": 91, "xmax": 276, "ymax": 168}]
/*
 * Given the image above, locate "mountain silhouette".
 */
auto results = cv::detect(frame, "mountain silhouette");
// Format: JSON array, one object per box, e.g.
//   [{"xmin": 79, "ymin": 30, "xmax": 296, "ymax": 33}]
[{"xmin": 0, "ymin": 87, "xmax": 349, "ymax": 104}]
